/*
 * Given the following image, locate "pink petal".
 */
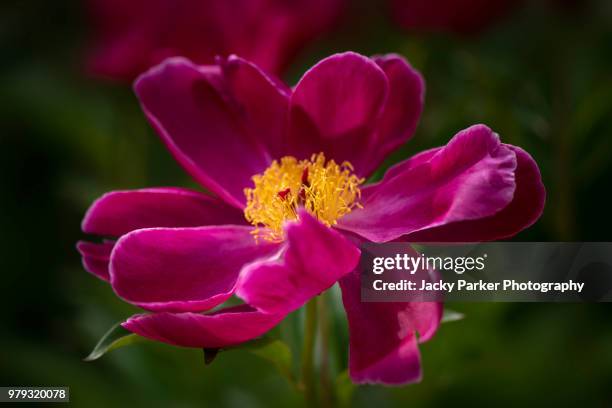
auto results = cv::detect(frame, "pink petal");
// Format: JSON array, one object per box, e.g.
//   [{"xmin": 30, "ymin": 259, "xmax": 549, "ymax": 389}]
[
  {"xmin": 287, "ymin": 52, "xmax": 389, "ymax": 176},
  {"xmin": 87, "ymin": 0, "xmax": 345, "ymax": 81},
  {"xmin": 337, "ymin": 124, "xmax": 517, "ymax": 242},
  {"xmin": 82, "ymin": 187, "xmax": 245, "ymax": 237},
  {"xmin": 340, "ymin": 270, "xmax": 442, "ymax": 385},
  {"xmin": 221, "ymin": 0, "xmax": 346, "ymax": 75},
  {"xmin": 79, "ymin": 187, "xmax": 244, "ymax": 284},
  {"xmin": 404, "ymin": 145, "xmax": 546, "ymax": 241},
  {"xmin": 378, "ymin": 146, "xmax": 441, "ymax": 182},
  {"xmin": 364, "ymin": 54, "xmax": 425, "ymax": 174},
  {"xmin": 122, "ymin": 305, "xmax": 284, "ymax": 348},
  {"xmin": 236, "ymin": 210, "xmax": 360, "ymax": 314},
  {"xmin": 109, "ymin": 226, "xmax": 279, "ymax": 312},
  {"xmin": 76, "ymin": 241, "xmax": 114, "ymax": 281},
  {"xmin": 220, "ymin": 55, "xmax": 290, "ymax": 159},
  {"xmin": 135, "ymin": 58, "xmax": 276, "ymax": 208},
  {"xmin": 87, "ymin": 0, "xmax": 156, "ymax": 81}
]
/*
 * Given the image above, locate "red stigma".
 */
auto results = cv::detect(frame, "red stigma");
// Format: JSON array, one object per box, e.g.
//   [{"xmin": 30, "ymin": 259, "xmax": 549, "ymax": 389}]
[
  {"xmin": 298, "ymin": 188, "xmax": 306, "ymax": 204},
  {"xmin": 277, "ymin": 188, "xmax": 291, "ymax": 200},
  {"xmin": 301, "ymin": 167, "xmax": 309, "ymax": 186}
]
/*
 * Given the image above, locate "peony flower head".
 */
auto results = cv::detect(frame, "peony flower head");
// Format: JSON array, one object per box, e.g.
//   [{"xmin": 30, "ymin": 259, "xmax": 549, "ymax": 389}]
[
  {"xmin": 78, "ymin": 51, "xmax": 545, "ymax": 385},
  {"xmin": 87, "ymin": 0, "xmax": 345, "ymax": 81},
  {"xmin": 390, "ymin": 0, "xmax": 518, "ymax": 34}
]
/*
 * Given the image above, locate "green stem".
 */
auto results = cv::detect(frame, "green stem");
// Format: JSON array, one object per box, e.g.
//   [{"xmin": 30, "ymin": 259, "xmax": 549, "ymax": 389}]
[
  {"xmin": 301, "ymin": 298, "xmax": 318, "ymax": 406},
  {"xmin": 319, "ymin": 293, "xmax": 333, "ymax": 408}
]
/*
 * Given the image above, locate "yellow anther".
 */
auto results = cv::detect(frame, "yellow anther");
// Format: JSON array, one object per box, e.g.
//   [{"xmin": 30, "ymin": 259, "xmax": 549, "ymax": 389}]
[{"xmin": 244, "ymin": 153, "xmax": 364, "ymax": 242}]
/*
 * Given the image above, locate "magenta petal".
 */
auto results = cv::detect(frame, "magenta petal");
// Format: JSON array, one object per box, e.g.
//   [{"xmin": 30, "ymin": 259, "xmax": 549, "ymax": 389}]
[
  {"xmin": 236, "ymin": 0, "xmax": 346, "ymax": 75},
  {"xmin": 287, "ymin": 52, "xmax": 388, "ymax": 175},
  {"xmin": 88, "ymin": 0, "xmax": 345, "ymax": 82},
  {"xmin": 236, "ymin": 210, "xmax": 360, "ymax": 315},
  {"xmin": 135, "ymin": 58, "xmax": 272, "ymax": 208},
  {"xmin": 340, "ymin": 270, "xmax": 442, "ymax": 385},
  {"xmin": 76, "ymin": 241, "xmax": 114, "ymax": 281},
  {"xmin": 122, "ymin": 305, "xmax": 284, "ymax": 348},
  {"xmin": 79, "ymin": 187, "xmax": 244, "ymax": 284},
  {"xmin": 337, "ymin": 124, "xmax": 517, "ymax": 242},
  {"xmin": 404, "ymin": 145, "xmax": 546, "ymax": 241},
  {"xmin": 82, "ymin": 187, "xmax": 246, "ymax": 237},
  {"xmin": 378, "ymin": 146, "xmax": 441, "ymax": 182},
  {"xmin": 364, "ymin": 54, "xmax": 425, "ymax": 174},
  {"xmin": 221, "ymin": 55, "xmax": 290, "ymax": 160},
  {"xmin": 110, "ymin": 226, "xmax": 279, "ymax": 312},
  {"xmin": 87, "ymin": 0, "xmax": 155, "ymax": 81}
]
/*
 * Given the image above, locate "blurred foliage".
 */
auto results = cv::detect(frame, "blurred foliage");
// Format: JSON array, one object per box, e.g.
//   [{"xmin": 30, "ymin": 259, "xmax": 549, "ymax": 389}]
[{"xmin": 1, "ymin": 0, "xmax": 612, "ymax": 407}]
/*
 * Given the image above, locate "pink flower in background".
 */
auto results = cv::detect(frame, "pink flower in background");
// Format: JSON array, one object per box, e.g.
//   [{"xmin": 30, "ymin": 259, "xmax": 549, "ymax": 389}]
[
  {"xmin": 87, "ymin": 0, "xmax": 344, "ymax": 81},
  {"xmin": 390, "ymin": 0, "xmax": 518, "ymax": 34},
  {"xmin": 78, "ymin": 51, "xmax": 545, "ymax": 384}
]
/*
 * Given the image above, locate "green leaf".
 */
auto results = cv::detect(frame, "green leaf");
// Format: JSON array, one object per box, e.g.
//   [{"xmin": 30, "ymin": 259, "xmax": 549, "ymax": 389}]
[
  {"xmin": 234, "ymin": 337, "xmax": 295, "ymax": 383},
  {"xmin": 84, "ymin": 322, "xmax": 146, "ymax": 362},
  {"xmin": 441, "ymin": 308, "xmax": 465, "ymax": 323}
]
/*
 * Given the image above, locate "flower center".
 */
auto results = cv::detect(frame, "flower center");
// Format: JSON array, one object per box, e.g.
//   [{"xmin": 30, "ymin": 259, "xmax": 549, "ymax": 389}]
[{"xmin": 244, "ymin": 153, "xmax": 364, "ymax": 242}]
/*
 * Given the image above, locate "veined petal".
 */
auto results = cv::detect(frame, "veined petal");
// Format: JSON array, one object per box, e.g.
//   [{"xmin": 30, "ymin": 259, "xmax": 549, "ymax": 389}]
[
  {"xmin": 287, "ymin": 52, "xmax": 389, "ymax": 176},
  {"xmin": 236, "ymin": 210, "xmax": 361, "ymax": 315},
  {"xmin": 78, "ymin": 187, "xmax": 246, "ymax": 283},
  {"xmin": 337, "ymin": 124, "xmax": 517, "ymax": 242},
  {"xmin": 76, "ymin": 240, "xmax": 114, "ymax": 281},
  {"xmin": 109, "ymin": 226, "xmax": 279, "ymax": 312},
  {"xmin": 135, "ymin": 58, "xmax": 277, "ymax": 208},
  {"xmin": 82, "ymin": 187, "xmax": 246, "ymax": 237},
  {"xmin": 404, "ymin": 145, "xmax": 545, "ymax": 241},
  {"xmin": 363, "ymin": 54, "xmax": 425, "ymax": 175},
  {"xmin": 340, "ymin": 270, "xmax": 442, "ymax": 385},
  {"xmin": 220, "ymin": 55, "xmax": 290, "ymax": 160},
  {"xmin": 88, "ymin": 0, "xmax": 346, "ymax": 81},
  {"xmin": 122, "ymin": 305, "xmax": 284, "ymax": 348},
  {"xmin": 377, "ymin": 146, "xmax": 441, "ymax": 182}
]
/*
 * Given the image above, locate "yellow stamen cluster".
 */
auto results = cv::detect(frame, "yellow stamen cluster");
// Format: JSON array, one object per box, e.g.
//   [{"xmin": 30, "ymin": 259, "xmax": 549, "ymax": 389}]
[{"xmin": 244, "ymin": 153, "xmax": 364, "ymax": 242}]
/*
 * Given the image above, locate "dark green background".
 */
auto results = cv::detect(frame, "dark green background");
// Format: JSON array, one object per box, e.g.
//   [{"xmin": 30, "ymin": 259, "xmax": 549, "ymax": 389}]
[{"xmin": 1, "ymin": 1, "xmax": 612, "ymax": 406}]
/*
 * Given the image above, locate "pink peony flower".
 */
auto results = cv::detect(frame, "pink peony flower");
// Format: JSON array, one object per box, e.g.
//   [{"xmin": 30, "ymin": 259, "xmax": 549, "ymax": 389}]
[
  {"xmin": 390, "ymin": 0, "xmax": 518, "ymax": 34},
  {"xmin": 87, "ymin": 0, "xmax": 344, "ymax": 81},
  {"xmin": 78, "ymin": 52, "xmax": 545, "ymax": 384}
]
